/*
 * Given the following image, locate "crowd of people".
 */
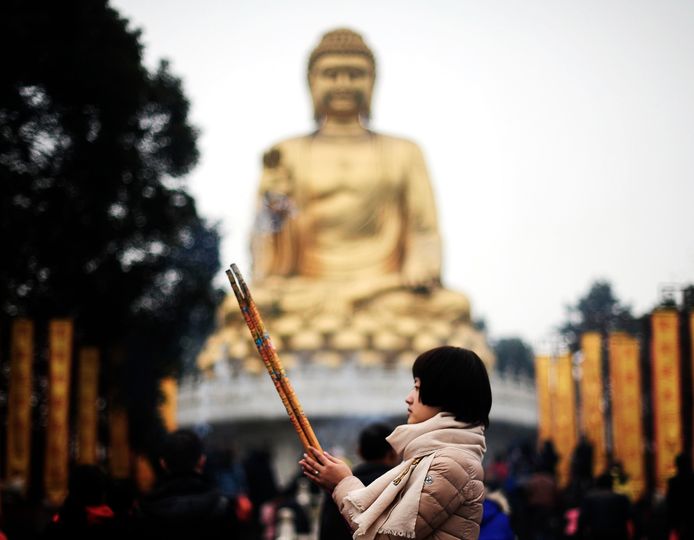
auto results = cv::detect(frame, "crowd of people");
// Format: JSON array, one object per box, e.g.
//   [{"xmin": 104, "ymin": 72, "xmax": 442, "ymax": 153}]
[
  {"xmin": 483, "ymin": 439, "xmax": 694, "ymax": 540},
  {"xmin": 1, "ymin": 428, "xmax": 693, "ymax": 540},
  {"xmin": 0, "ymin": 346, "xmax": 692, "ymax": 540}
]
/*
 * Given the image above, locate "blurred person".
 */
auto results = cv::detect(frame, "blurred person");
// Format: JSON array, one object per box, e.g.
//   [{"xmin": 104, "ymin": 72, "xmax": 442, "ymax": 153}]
[
  {"xmin": 522, "ymin": 449, "xmax": 560, "ymax": 540},
  {"xmin": 45, "ymin": 464, "xmax": 118, "ymax": 540},
  {"xmin": 536, "ymin": 441, "xmax": 558, "ymax": 477},
  {"xmin": 300, "ymin": 346, "xmax": 491, "ymax": 540},
  {"xmin": 666, "ymin": 453, "xmax": 694, "ymax": 540},
  {"xmin": 570, "ymin": 436, "xmax": 593, "ymax": 489},
  {"xmin": 562, "ymin": 440, "xmax": 596, "ymax": 539},
  {"xmin": 577, "ymin": 472, "xmax": 631, "ymax": 540},
  {"xmin": 275, "ymin": 477, "xmax": 313, "ymax": 539},
  {"xmin": 486, "ymin": 452, "xmax": 510, "ymax": 487},
  {"xmin": 208, "ymin": 449, "xmax": 248, "ymax": 499},
  {"xmin": 479, "ymin": 487, "xmax": 514, "ymax": 540},
  {"xmin": 244, "ymin": 448, "xmax": 279, "ymax": 538},
  {"xmin": 133, "ymin": 429, "xmax": 240, "ymax": 540},
  {"xmin": 207, "ymin": 449, "xmax": 253, "ymax": 527},
  {"xmin": 319, "ymin": 423, "xmax": 399, "ymax": 540}
]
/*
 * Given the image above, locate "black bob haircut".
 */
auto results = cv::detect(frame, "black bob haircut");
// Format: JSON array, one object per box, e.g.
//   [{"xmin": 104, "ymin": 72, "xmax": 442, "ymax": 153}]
[{"xmin": 412, "ymin": 346, "xmax": 492, "ymax": 429}]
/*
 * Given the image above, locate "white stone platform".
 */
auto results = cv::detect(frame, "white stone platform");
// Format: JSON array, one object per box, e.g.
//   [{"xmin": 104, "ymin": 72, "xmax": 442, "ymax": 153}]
[{"xmin": 178, "ymin": 359, "xmax": 537, "ymax": 427}]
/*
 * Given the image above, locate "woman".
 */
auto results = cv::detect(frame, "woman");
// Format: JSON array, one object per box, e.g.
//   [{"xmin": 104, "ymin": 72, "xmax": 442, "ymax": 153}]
[{"xmin": 300, "ymin": 346, "xmax": 491, "ymax": 540}]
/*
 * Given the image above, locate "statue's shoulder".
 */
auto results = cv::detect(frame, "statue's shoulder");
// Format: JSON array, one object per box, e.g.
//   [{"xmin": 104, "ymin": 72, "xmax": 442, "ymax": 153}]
[
  {"xmin": 373, "ymin": 132, "xmax": 426, "ymax": 158},
  {"xmin": 263, "ymin": 134, "xmax": 313, "ymax": 153},
  {"xmin": 261, "ymin": 134, "xmax": 313, "ymax": 167}
]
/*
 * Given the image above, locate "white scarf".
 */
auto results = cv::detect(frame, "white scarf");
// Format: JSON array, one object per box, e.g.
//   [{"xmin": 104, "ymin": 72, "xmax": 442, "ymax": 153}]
[{"xmin": 341, "ymin": 412, "xmax": 486, "ymax": 539}]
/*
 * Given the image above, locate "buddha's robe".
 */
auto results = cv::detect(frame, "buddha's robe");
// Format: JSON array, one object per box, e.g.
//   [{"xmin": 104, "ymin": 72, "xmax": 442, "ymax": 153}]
[{"xmin": 241, "ymin": 132, "xmax": 470, "ymax": 321}]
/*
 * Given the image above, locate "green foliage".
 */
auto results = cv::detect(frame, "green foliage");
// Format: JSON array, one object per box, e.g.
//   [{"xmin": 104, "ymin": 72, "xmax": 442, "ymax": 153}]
[
  {"xmin": 492, "ymin": 337, "xmax": 534, "ymax": 378},
  {"xmin": 0, "ymin": 0, "xmax": 220, "ymax": 448},
  {"xmin": 559, "ymin": 280, "xmax": 636, "ymax": 350}
]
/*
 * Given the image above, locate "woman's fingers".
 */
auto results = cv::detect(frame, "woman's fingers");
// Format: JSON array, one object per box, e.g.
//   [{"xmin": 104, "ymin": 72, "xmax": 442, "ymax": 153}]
[
  {"xmin": 302, "ymin": 454, "xmax": 321, "ymax": 471},
  {"xmin": 308, "ymin": 446, "xmax": 324, "ymax": 464},
  {"xmin": 302, "ymin": 469, "xmax": 321, "ymax": 485},
  {"xmin": 322, "ymin": 451, "xmax": 340, "ymax": 464}
]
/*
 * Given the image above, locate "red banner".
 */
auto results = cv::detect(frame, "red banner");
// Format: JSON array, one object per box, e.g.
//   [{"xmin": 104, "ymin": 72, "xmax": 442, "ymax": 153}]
[
  {"xmin": 6, "ymin": 320, "xmax": 34, "ymax": 494},
  {"xmin": 77, "ymin": 347, "xmax": 100, "ymax": 465},
  {"xmin": 651, "ymin": 309, "xmax": 682, "ymax": 493},
  {"xmin": 535, "ymin": 355, "xmax": 553, "ymax": 445},
  {"xmin": 579, "ymin": 332, "xmax": 606, "ymax": 476},
  {"xmin": 45, "ymin": 319, "xmax": 73, "ymax": 506},
  {"xmin": 553, "ymin": 352, "xmax": 577, "ymax": 488},
  {"xmin": 609, "ymin": 332, "xmax": 645, "ymax": 499}
]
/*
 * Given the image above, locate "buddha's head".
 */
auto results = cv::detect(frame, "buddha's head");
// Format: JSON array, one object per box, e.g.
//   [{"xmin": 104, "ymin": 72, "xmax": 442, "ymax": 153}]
[{"xmin": 308, "ymin": 28, "xmax": 376, "ymax": 124}]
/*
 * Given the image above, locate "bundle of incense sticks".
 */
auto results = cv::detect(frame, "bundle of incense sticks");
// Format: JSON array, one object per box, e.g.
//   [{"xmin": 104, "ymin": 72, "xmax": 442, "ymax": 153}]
[{"xmin": 226, "ymin": 264, "xmax": 322, "ymax": 453}]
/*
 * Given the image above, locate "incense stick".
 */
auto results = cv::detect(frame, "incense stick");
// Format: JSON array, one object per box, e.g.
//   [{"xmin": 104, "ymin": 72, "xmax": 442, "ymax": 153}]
[{"xmin": 226, "ymin": 265, "xmax": 321, "ymax": 452}]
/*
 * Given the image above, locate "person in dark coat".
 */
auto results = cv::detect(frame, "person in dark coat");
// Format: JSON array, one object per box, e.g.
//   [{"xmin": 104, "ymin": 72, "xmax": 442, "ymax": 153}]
[
  {"xmin": 578, "ymin": 472, "xmax": 631, "ymax": 540},
  {"xmin": 133, "ymin": 429, "xmax": 239, "ymax": 540},
  {"xmin": 667, "ymin": 452, "xmax": 694, "ymax": 540},
  {"xmin": 44, "ymin": 464, "xmax": 118, "ymax": 540},
  {"xmin": 318, "ymin": 423, "xmax": 398, "ymax": 540}
]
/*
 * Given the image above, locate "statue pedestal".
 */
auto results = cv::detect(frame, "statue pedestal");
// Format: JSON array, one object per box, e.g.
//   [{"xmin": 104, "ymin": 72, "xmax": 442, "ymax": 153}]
[
  {"xmin": 178, "ymin": 361, "xmax": 537, "ymax": 484},
  {"xmin": 198, "ymin": 305, "xmax": 495, "ymax": 375}
]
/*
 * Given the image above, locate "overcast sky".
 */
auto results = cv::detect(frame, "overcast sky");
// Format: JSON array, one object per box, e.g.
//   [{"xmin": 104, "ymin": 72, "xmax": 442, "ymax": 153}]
[{"xmin": 111, "ymin": 0, "xmax": 694, "ymax": 346}]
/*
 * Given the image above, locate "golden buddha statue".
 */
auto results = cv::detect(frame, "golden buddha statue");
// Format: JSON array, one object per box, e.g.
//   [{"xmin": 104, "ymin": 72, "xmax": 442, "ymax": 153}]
[{"xmin": 200, "ymin": 29, "xmax": 492, "ymax": 371}]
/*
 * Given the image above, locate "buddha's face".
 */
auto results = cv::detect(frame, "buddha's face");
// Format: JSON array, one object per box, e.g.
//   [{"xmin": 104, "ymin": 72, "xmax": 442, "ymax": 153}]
[{"xmin": 309, "ymin": 54, "xmax": 374, "ymax": 120}]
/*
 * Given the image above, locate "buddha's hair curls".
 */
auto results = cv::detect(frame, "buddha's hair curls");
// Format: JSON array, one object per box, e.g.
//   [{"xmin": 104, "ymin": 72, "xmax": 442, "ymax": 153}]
[{"xmin": 307, "ymin": 28, "xmax": 376, "ymax": 76}]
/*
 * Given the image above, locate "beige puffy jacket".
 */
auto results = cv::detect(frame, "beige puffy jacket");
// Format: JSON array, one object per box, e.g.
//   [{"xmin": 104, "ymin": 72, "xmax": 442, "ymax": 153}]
[
  {"xmin": 332, "ymin": 414, "xmax": 486, "ymax": 540},
  {"xmin": 334, "ymin": 447, "xmax": 484, "ymax": 539}
]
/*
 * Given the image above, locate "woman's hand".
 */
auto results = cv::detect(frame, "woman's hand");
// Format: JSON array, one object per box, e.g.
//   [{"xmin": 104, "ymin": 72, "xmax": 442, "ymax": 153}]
[{"xmin": 299, "ymin": 447, "xmax": 352, "ymax": 492}]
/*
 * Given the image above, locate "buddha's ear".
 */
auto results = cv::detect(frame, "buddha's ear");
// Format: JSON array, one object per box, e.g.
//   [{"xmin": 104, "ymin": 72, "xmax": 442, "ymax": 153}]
[
  {"xmin": 308, "ymin": 88, "xmax": 325, "ymax": 125},
  {"xmin": 307, "ymin": 71, "xmax": 321, "ymax": 123},
  {"xmin": 359, "ymin": 79, "xmax": 375, "ymax": 123}
]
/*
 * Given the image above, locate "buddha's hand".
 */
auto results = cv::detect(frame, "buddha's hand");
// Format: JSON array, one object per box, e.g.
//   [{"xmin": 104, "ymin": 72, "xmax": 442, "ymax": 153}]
[
  {"xmin": 300, "ymin": 447, "xmax": 352, "ymax": 493},
  {"xmin": 401, "ymin": 258, "xmax": 441, "ymax": 292},
  {"xmin": 401, "ymin": 234, "xmax": 442, "ymax": 291}
]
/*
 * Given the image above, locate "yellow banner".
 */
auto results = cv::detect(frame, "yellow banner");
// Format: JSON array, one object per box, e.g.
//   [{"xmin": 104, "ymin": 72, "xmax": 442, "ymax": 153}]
[
  {"xmin": 579, "ymin": 332, "xmax": 606, "ymax": 476},
  {"xmin": 45, "ymin": 319, "xmax": 73, "ymax": 506},
  {"xmin": 77, "ymin": 348, "xmax": 100, "ymax": 465},
  {"xmin": 159, "ymin": 377, "xmax": 178, "ymax": 433},
  {"xmin": 553, "ymin": 352, "xmax": 577, "ymax": 487},
  {"xmin": 6, "ymin": 319, "xmax": 34, "ymax": 494},
  {"xmin": 109, "ymin": 408, "xmax": 130, "ymax": 479},
  {"xmin": 608, "ymin": 332, "xmax": 645, "ymax": 499},
  {"xmin": 535, "ymin": 356, "xmax": 553, "ymax": 445},
  {"xmin": 651, "ymin": 309, "xmax": 682, "ymax": 493}
]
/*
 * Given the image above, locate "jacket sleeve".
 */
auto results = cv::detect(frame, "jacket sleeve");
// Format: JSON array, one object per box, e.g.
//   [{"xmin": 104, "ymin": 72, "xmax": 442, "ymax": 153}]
[
  {"xmin": 414, "ymin": 455, "xmax": 485, "ymax": 539},
  {"xmin": 332, "ymin": 476, "xmax": 367, "ymax": 531}
]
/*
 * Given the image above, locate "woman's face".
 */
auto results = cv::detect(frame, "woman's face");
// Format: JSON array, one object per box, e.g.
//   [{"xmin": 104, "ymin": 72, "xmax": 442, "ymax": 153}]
[{"xmin": 405, "ymin": 377, "xmax": 442, "ymax": 424}]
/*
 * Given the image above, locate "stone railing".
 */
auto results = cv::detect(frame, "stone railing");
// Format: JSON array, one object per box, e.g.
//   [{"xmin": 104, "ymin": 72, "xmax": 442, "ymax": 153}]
[{"xmin": 178, "ymin": 359, "xmax": 537, "ymax": 427}]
